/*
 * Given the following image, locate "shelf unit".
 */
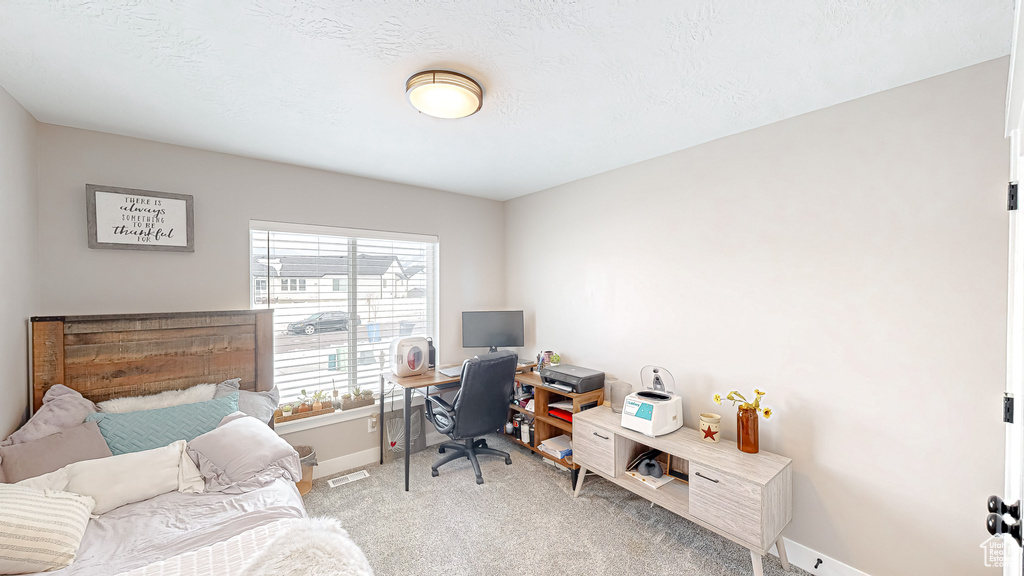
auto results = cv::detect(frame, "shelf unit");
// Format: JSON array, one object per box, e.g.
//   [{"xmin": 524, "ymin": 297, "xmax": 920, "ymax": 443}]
[
  {"xmin": 504, "ymin": 371, "xmax": 603, "ymax": 483},
  {"xmin": 572, "ymin": 406, "xmax": 792, "ymax": 576}
]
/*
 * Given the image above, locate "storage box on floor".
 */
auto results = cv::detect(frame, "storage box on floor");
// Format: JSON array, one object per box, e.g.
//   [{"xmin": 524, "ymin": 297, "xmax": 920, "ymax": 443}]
[{"xmin": 294, "ymin": 445, "xmax": 317, "ymax": 495}]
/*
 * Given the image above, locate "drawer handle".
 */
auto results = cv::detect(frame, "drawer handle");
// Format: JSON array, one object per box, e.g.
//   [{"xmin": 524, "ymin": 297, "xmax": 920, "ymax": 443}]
[
  {"xmin": 592, "ymin": 432, "xmax": 609, "ymax": 440},
  {"xmin": 695, "ymin": 472, "xmax": 719, "ymax": 483}
]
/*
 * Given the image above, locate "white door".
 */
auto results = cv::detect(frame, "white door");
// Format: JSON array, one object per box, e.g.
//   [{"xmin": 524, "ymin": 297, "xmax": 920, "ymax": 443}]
[{"xmin": 1003, "ymin": 130, "xmax": 1024, "ymax": 576}]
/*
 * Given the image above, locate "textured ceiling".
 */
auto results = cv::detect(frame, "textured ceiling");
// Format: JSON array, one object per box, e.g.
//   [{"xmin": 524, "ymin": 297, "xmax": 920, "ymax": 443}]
[{"xmin": 0, "ymin": 1, "xmax": 1014, "ymax": 200}]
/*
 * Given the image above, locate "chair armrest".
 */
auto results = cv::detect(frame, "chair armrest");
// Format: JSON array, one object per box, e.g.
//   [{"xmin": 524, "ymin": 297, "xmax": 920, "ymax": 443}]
[{"xmin": 425, "ymin": 394, "xmax": 455, "ymax": 435}]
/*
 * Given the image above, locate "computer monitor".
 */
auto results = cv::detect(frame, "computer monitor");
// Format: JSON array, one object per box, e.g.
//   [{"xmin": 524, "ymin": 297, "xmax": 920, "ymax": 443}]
[{"xmin": 462, "ymin": 310, "xmax": 525, "ymax": 352}]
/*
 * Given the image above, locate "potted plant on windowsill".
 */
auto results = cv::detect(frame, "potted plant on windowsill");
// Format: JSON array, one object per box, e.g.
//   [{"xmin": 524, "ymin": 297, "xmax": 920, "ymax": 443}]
[
  {"xmin": 311, "ymin": 390, "xmax": 327, "ymax": 412},
  {"xmin": 296, "ymin": 390, "xmax": 312, "ymax": 413},
  {"xmin": 342, "ymin": 386, "xmax": 374, "ymax": 411}
]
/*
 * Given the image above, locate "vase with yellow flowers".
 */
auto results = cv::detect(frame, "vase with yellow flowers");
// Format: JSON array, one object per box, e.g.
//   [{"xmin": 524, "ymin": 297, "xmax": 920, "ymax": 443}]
[{"xmin": 713, "ymin": 389, "xmax": 773, "ymax": 454}]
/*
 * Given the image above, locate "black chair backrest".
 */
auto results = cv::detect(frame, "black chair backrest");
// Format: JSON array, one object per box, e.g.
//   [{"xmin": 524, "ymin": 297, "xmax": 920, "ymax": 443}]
[{"xmin": 453, "ymin": 351, "xmax": 518, "ymax": 439}]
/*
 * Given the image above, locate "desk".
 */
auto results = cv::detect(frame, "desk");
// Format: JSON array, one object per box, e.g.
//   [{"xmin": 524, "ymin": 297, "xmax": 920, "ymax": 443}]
[
  {"xmin": 572, "ymin": 407, "xmax": 792, "ymax": 576},
  {"xmin": 379, "ymin": 363, "xmax": 536, "ymax": 492}
]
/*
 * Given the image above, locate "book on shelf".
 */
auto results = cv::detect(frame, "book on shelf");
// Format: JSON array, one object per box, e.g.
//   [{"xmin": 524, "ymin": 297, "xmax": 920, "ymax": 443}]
[
  {"xmin": 626, "ymin": 468, "xmax": 675, "ymax": 489},
  {"xmin": 548, "ymin": 408, "xmax": 573, "ymax": 422},
  {"xmin": 539, "ymin": 434, "xmax": 572, "ymax": 459}
]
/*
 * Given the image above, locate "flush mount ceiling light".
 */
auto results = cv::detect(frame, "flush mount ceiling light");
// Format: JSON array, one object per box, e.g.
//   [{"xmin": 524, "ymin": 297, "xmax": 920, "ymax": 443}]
[{"xmin": 406, "ymin": 70, "xmax": 483, "ymax": 119}]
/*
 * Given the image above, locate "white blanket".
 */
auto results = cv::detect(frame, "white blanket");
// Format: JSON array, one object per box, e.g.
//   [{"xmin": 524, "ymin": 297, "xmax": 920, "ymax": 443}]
[
  {"xmin": 118, "ymin": 518, "xmax": 297, "ymax": 576},
  {"xmin": 28, "ymin": 478, "xmax": 306, "ymax": 576},
  {"xmin": 119, "ymin": 517, "xmax": 373, "ymax": 576}
]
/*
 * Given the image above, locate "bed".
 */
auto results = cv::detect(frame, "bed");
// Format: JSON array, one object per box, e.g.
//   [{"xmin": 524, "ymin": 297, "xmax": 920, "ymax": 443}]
[{"xmin": 3, "ymin": 310, "xmax": 369, "ymax": 576}]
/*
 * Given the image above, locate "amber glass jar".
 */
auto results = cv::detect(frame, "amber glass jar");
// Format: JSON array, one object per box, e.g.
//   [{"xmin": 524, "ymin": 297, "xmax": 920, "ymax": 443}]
[{"xmin": 737, "ymin": 407, "xmax": 759, "ymax": 454}]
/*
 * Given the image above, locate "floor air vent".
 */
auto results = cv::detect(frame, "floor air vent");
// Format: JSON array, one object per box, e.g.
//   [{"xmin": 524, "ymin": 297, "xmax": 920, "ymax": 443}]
[{"xmin": 327, "ymin": 470, "xmax": 370, "ymax": 488}]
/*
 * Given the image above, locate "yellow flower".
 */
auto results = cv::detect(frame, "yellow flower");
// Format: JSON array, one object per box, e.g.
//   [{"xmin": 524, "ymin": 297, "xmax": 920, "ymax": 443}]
[
  {"xmin": 713, "ymin": 393, "xmax": 722, "ymax": 404},
  {"xmin": 754, "ymin": 389, "xmax": 765, "ymax": 396},
  {"xmin": 762, "ymin": 407, "xmax": 772, "ymax": 419}
]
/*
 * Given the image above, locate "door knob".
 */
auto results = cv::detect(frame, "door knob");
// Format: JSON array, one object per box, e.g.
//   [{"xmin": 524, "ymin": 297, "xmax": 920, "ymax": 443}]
[
  {"xmin": 989, "ymin": 495, "xmax": 1022, "ymax": 520},
  {"xmin": 987, "ymin": 513, "xmax": 1023, "ymax": 547}
]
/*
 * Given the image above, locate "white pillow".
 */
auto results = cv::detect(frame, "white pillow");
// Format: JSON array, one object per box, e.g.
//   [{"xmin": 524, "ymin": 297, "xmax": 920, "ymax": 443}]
[
  {"xmin": 97, "ymin": 383, "xmax": 217, "ymax": 413},
  {"xmin": 16, "ymin": 466, "xmax": 70, "ymax": 492},
  {"xmin": 187, "ymin": 415, "xmax": 300, "ymax": 493},
  {"xmin": 0, "ymin": 484, "xmax": 95, "ymax": 574},
  {"xmin": 21, "ymin": 440, "xmax": 204, "ymax": 514}
]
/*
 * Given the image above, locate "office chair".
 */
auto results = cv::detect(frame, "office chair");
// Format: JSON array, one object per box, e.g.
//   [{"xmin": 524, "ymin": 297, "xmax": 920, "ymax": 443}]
[{"xmin": 424, "ymin": 350, "xmax": 518, "ymax": 485}]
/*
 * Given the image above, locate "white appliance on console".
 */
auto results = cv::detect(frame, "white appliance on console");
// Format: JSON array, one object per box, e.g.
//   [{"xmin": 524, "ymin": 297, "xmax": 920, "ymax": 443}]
[
  {"xmin": 621, "ymin": 365, "xmax": 683, "ymax": 437},
  {"xmin": 390, "ymin": 336, "xmax": 430, "ymax": 377}
]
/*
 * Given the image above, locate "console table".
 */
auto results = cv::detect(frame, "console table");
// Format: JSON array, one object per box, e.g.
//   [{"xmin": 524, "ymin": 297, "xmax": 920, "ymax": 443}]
[{"xmin": 572, "ymin": 407, "xmax": 792, "ymax": 576}]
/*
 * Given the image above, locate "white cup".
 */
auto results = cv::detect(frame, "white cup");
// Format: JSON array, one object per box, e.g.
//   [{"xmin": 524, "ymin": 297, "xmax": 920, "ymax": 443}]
[{"xmin": 699, "ymin": 413, "xmax": 721, "ymax": 443}]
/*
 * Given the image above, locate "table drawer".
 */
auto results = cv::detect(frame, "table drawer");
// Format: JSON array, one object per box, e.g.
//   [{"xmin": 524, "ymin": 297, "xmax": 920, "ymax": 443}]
[
  {"xmin": 689, "ymin": 463, "xmax": 762, "ymax": 546},
  {"xmin": 572, "ymin": 420, "xmax": 616, "ymax": 477}
]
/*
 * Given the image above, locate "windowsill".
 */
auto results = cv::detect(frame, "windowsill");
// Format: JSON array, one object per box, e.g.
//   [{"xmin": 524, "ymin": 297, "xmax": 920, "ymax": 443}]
[{"xmin": 275, "ymin": 395, "xmax": 429, "ymax": 435}]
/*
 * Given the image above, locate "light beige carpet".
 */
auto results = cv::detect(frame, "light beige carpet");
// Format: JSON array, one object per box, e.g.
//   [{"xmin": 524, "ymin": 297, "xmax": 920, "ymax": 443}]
[{"xmin": 302, "ymin": 434, "xmax": 807, "ymax": 576}]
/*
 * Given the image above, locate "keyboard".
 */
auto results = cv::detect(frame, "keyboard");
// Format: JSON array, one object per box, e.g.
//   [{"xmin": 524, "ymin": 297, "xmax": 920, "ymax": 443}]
[{"xmin": 438, "ymin": 366, "xmax": 463, "ymax": 378}]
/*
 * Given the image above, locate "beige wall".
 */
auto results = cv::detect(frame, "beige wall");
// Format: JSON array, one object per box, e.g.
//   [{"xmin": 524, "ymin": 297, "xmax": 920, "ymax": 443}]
[
  {"xmin": 14, "ymin": 57, "xmax": 1014, "ymax": 573},
  {"xmin": 505, "ymin": 58, "xmax": 1010, "ymax": 575},
  {"xmin": 34, "ymin": 125, "xmax": 506, "ymax": 456},
  {"xmin": 0, "ymin": 86, "xmax": 38, "ymax": 439}
]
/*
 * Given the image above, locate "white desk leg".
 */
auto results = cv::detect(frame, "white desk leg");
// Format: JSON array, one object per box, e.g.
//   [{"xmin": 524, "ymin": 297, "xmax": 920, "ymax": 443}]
[
  {"xmin": 750, "ymin": 550, "xmax": 764, "ymax": 576},
  {"xmin": 573, "ymin": 466, "xmax": 588, "ymax": 498},
  {"xmin": 776, "ymin": 537, "xmax": 790, "ymax": 571}
]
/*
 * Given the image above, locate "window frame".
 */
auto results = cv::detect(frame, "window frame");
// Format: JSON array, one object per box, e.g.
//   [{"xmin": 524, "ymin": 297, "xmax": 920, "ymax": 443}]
[{"xmin": 249, "ymin": 220, "xmax": 440, "ymax": 407}]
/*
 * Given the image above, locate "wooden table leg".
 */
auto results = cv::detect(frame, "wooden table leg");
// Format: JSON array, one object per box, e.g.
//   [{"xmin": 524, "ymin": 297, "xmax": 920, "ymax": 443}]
[
  {"xmin": 750, "ymin": 550, "xmax": 763, "ymax": 576},
  {"xmin": 776, "ymin": 537, "xmax": 790, "ymax": 571},
  {"xmin": 573, "ymin": 466, "xmax": 588, "ymax": 497}
]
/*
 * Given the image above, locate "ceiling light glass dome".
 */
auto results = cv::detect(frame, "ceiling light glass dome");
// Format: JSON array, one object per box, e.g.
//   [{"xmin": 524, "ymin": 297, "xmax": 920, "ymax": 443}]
[{"xmin": 406, "ymin": 70, "xmax": 483, "ymax": 119}]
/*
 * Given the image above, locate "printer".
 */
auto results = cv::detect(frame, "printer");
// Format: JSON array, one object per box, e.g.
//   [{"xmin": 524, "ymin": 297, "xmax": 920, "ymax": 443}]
[{"xmin": 540, "ymin": 364, "xmax": 605, "ymax": 394}]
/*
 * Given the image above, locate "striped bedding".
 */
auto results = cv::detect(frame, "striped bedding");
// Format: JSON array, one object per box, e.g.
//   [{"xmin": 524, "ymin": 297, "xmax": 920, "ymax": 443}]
[
  {"xmin": 27, "ymin": 477, "xmax": 306, "ymax": 576},
  {"xmin": 117, "ymin": 518, "xmax": 298, "ymax": 576}
]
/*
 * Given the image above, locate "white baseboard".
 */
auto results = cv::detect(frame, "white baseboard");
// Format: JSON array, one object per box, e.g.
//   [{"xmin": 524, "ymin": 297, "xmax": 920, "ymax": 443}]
[
  {"xmin": 311, "ymin": 429, "xmax": 447, "ymax": 481},
  {"xmin": 770, "ymin": 538, "xmax": 870, "ymax": 576},
  {"xmin": 312, "ymin": 448, "xmax": 378, "ymax": 480}
]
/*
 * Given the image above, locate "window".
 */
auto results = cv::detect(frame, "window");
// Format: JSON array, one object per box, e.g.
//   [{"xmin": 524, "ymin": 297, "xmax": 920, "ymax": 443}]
[
  {"xmin": 250, "ymin": 221, "xmax": 438, "ymax": 404},
  {"xmin": 328, "ymin": 351, "xmax": 343, "ymax": 371}
]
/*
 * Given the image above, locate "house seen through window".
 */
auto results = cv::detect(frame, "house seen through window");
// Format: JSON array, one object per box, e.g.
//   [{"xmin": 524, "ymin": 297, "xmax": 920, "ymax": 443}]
[{"xmin": 250, "ymin": 221, "xmax": 438, "ymax": 404}]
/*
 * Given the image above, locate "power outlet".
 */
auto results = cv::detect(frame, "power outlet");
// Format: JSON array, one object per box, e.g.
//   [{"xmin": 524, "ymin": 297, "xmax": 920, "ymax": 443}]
[{"xmin": 367, "ymin": 415, "xmax": 378, "ymax": 433}]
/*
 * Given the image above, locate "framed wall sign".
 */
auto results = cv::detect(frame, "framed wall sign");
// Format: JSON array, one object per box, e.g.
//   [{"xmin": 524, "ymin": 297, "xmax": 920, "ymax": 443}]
[{"xmin": 86, "ymin": 184, "xmax": 194, "ymax": 252}]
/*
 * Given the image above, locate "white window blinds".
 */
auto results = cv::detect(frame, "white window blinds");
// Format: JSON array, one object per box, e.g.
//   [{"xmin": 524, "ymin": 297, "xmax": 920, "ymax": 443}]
[{"xmin": 250, "ymin": 221, "xmax": 438, "ymax": 404}]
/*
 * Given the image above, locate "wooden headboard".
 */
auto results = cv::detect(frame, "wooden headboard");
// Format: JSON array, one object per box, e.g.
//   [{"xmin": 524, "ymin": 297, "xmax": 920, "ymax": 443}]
[{"xmin": 30, "ymin": 310, "xmax": 274, "ymax": 412}]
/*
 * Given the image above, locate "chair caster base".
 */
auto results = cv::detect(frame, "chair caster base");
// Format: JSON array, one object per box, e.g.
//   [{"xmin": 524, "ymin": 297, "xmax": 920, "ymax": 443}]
[
  {"xmin": 431, "ymin": 469, "xmax": 439, "ymax": 477},
  {"xmin": 438, "ymin": 447, "xmax": 445, "ymax": 454},
  {"xmin": 476, "ymin": 477, "xmax": 484, "ymax": 485},
  {"xmin": 505, "ymin": 458, "xmax": 512, "ymax": 465}
]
